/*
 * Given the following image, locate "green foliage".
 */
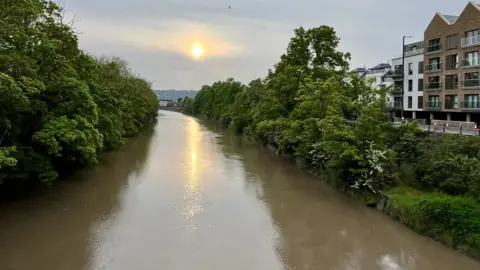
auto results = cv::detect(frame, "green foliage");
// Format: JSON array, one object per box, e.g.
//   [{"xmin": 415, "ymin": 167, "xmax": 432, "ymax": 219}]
[
  {"xmin": 0, "ymin": 0, "xmax": 158, "ymax": 186},
  {"xmin": 183, "ymin": 23, "xmax": 480, "ymax": 254},
  {"xmin": 389, "ymin": 187, "xmax": 480, "ymax": 252}
]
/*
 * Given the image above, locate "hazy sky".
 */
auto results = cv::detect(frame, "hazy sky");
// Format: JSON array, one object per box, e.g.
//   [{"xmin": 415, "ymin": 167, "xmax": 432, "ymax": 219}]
[{"xmin": 57, "ymin": 0, "xmax": 466, "ymax": 89}]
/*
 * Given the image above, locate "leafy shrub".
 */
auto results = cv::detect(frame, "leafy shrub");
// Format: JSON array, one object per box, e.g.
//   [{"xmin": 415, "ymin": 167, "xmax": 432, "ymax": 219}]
[{"xmin": 418, "ymin": 194, "xmax": 480, "ymax": 248}]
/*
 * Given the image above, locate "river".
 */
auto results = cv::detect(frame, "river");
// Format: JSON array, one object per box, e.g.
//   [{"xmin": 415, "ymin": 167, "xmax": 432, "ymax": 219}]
[{"xmin": 0, "ymin": 111, "xmax": 479, "ymax": 270}]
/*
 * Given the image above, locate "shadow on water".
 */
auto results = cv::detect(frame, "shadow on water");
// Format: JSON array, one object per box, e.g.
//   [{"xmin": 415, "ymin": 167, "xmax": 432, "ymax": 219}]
[
  {"xmin": 208, "ymin": 122, "xmax": 480, "ymax": 270},
  {"xmin": 0, "ymin": 126, "xmax": 155, "ymax": 270}
]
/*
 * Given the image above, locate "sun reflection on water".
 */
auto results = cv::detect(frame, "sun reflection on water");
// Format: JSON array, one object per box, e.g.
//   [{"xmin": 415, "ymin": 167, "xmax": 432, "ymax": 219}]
[{"xmin": 181, "ymin": 118, "xmax": 203, "ymax": 232}]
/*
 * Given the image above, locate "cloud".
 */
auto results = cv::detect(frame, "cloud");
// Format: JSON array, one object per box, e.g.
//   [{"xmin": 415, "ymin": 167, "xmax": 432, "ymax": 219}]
[{"xmin": 58, "ymin": 0, "xmax": 467, "ymax": 89}]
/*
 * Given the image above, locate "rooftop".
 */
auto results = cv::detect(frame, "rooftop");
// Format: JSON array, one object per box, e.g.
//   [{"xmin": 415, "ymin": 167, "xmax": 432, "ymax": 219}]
[
  {"xmin": 370, "ymin": 63, "xmax": 391, "ymax": 70},
  {"xmin": 442, "ymin": 14, "xmax": 458, "ymax": 24}
]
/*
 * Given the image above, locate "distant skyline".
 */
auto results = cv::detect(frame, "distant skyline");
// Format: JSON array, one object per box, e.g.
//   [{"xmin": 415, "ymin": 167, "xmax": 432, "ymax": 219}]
[{"xmin": 57, "ymin": 0, "xmax": 467, "ymax": 89}]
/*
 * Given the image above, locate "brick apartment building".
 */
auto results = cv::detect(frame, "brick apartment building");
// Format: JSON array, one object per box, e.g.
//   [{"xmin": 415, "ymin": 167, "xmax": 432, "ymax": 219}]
[{"xmin": 424, "ymin": 1, "xmax": 480, "ymax": 123}]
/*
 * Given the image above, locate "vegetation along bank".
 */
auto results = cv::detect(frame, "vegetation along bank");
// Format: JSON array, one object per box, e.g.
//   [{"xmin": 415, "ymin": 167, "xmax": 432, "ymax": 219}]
[
  {"xmin": 0, "ymin": 1, "xmax": 159, "ymax": 188},
  {"xmin": 182, "ymin": 26, "xmax": 480, "ymax": 259}
]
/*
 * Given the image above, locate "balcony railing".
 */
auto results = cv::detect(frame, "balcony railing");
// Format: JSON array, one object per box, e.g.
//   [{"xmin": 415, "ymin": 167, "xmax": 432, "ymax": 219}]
[
  {"xmin": 461, "ymin": 101, "xmax": 480, "ymax": 110},
  {"xmin": 462, "ymin": 58, "xmax": 480, "ymax": 68},
  {"xmin": 426, "ymin": 63, "xmax": 442, "ymax": 72},
  {"xmin": 445, "ymin": 80, "xmax": 459, "ymax": 90},
  {"xmin": 425, "ymin": 101, "xmax": 442, "ymax": 109},
  {"xmin": 386, "ymin": 70, "xmax": 402, "ymax": 77},
  {"xmin": 426, "ymin": 44, "xmax": 442, "ymax": 53},
  {"xmin": 426, "ymin": 82, "xmax": 442, "ymax": 91},
  {"xmin": 387, "ymin": 101, "xmax": 403, "ymax": 109},
  {"xmin": 461, "ymin": 35, "xmax": 480, "ymax": 48},
  {"xmin": 405, "ymin": 48, "xmax": 424, "ymax": 57},
  {"xmin": 463, "ymin": 79, "xmax": 480, "ymax": 89}
]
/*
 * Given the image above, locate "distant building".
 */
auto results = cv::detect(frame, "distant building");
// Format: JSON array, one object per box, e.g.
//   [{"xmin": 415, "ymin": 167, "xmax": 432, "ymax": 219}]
[
  {"xmin": 389, "ymin": 41, "xmax": 425, "ymax": 119},
  {"xmin": 159, "ymin": 99, "xmax": 175, "ymax": 107}
]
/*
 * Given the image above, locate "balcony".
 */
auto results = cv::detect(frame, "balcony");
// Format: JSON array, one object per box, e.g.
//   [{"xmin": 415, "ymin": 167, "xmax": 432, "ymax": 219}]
[
  {"xmin": 425, "ymin": 63, "xmax": 442, "ymax": 73},
  {"xmin": 461, "ymin": 101, "xmax": 480, "ymax": 110},
  {"xmin": 445, "ymin": 81, "xmax": 459, "ymax": 90},
  {"xmin": 463, "ymin": 79, "xmax": 480, "ymax": 90},
  {"xmin": 390, "ymin": 87, "xmax": 403, "ymax": 96},
  {"xmin": 426, "ymin": 44, "xmax": 442, "ymax": 54},
  {"xmin": 425, "ymin": 82, "xmax": 442, "ymax": 91},
  {"xmin": 386, "ymin": 70, "xmax": 403, "ymax": 77},
  {"xmin": 461, "ymin": 35, "xmax": 480, "ymax": 48},
  {"xmin": 462, "ymin": 58, "xmax": 480, "ymax": 68},
  {"xmin": 405, "ymin": 48, "xmax": 424, "ymax": 57},
  {"xmin": 424, "ymin": 101, "xmax": 442, "ymax": 110},
  {"xmin": 387, "ymin": 101, "xmax": 403, "ymax": 110}
]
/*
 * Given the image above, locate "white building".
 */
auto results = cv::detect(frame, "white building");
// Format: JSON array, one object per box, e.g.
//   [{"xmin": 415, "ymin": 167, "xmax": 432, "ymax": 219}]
[{"xmin": 389, "ymin": 41, "xmax": 426, "ymax": 120}]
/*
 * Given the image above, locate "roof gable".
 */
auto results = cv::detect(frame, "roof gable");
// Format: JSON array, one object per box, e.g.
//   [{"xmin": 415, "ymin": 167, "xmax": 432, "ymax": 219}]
[
  {"xmin": 425, "ymin": 13, "xmax": 450, "ymax": 36},
  {"xmin": 454, "ymin": 1, "xmax": 480, "ymax": 25}
]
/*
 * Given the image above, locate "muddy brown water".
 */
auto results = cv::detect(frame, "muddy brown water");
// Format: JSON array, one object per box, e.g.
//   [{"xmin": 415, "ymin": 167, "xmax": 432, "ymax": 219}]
[{"xmin": 0, "ymin": 111, "xmax": 479, "ymax": 270}]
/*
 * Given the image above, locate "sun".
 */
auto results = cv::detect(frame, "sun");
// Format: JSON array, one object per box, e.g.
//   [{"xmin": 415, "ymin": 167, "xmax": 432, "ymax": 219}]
[{"xmin": 190, "ymin": 43, "xmax": 205, "ymax": 59}]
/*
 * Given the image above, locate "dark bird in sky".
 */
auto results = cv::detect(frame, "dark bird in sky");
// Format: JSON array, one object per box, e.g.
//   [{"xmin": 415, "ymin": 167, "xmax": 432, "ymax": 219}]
[{"xmin": 229, "ymin": 6, "xmax": 231, "ymax": 9}]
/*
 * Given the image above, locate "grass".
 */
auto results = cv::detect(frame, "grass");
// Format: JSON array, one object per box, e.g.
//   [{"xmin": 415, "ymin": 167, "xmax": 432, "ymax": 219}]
[{"xmin": 384, "ymin": 186, "xmax": 480, "ymax": 259}]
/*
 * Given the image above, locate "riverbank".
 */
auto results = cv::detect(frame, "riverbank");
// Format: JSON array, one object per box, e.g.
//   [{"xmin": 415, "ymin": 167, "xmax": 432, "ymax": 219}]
[
  {"xmin": 0, "ymin": 1, "xmax": 159, "ymax": 187},
  {"xmin": 3, "ymin": 111, "xmax": 480, "ymax": 269},
  {"xmin": 276, "ymin": 138, "xmax": 480, "ymax": 261},
  {"xmin": 189, "ymin": 114, "xmax": 480, "ymax": 261},
  {"xmin": 179, "ymin": 24, "xmax": 480, "ymax": 261}
]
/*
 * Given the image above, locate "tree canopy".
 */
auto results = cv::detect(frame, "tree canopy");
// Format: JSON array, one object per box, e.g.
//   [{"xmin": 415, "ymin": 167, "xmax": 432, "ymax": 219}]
[{"xmin": 0, "ymin": 0, "xmax": 158, "ymax": 185}]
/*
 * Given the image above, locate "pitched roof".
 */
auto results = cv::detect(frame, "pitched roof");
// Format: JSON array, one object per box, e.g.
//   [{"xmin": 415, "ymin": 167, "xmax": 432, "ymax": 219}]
[
  {"xmin": 442, "ymin": 14, "xmax": 458, "ymax": 24},
  {"xmin": 370, "ymin": 63, "xmax": 391, "ymax": 70}
]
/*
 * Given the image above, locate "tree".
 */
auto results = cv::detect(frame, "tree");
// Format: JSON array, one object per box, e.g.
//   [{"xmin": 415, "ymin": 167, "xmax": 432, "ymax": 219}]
[{"xmin": 0, "ymin": 0, "xmax": 159, "ymax": 186}]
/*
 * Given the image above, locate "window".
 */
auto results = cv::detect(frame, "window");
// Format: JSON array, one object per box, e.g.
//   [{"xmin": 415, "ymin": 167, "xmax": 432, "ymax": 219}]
[
  {"xmin": 428, "ymin": 95, "xmax": 440, "ymax": 108},
  {"xmin": 408, "ymin": 80, "xmax": 412, "ymax": 92},
  {"xmin": 465, "ymin": 72, "xmax": 480, "ymax": 88},
  {"xmin": 428, "ymin": 58, "xmax": 441, "ymax": 71},
  {"xmin": 446, "ymin": 35, "xmax": 459, "ymax": 50},
  {"xmin": 394, "ymin": 65, "xmax": 403, "ymax": 75},
  {"xmin": 394, "ymin": 97, "xmax": 402, "ymax": 108},
  {"xmin": 418, "ymin": 79, "xmax": 424, "ymax": 91},
  {"xmin": 418, "ymin": 61, "xmax": 424, "ymax": 74},
  {"xmin": 464, "ymin": 94, "xmax": 479, "ymax": 109},
  {"xmin": 427, "ymin": 76, "xmax": 440, "ymax": 89},
  {"xmin": 408, "ymin": 63, "xmax": 413, "ymax": 75},
  {"xmin": 464, "ymin": 51, "xmax": 479, "ymax": 67},
  {"xmin": 407, "ymin": 96, "xmax": 412, "ymax": 108},
  {"xmin": 394, "ymin": 81, "xmax": 402, "ymax": 89},
  {"xmin": 428, "ymin": 38, "xmax": 441, "ymax": 52},
  {"xmin": 445, "ymin": 74, "xmax": 458, "ymax": 89},
  {"xmin": 445, "ymin": 95, "xmax": 458, "ymax": 109},
  {"xmin": 418, "ymin": 96, "xmax": 423, "ymax": 109},
  {"xmin": 466, "ymin": 29, "xmax": 480, "ymax": 38},
  {"xmin": 445, "ymin": 54, "xmax": 458, "ymax": 70}
]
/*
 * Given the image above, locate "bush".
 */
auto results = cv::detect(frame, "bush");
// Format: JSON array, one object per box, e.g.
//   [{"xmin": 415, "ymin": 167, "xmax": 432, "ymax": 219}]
[
  {"xmin": 389, "ymin": 188, "xmax": 480, "ymax": 254},
  {"xmin": 418, "ymin": 194, "xmax": 480, "ymax": 249}
]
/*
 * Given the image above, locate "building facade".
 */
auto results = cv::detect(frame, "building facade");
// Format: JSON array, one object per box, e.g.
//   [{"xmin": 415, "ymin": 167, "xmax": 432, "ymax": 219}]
[
  {"xmin": 390, "ymin": 41, "xmax": 426, "ymax": 119},
  {"xmin": 423, "ymin": 1, "xmax": 480, "ymax": 123}
]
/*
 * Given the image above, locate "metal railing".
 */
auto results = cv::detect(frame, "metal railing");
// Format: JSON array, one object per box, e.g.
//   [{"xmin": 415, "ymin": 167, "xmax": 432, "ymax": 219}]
[
  {"xmin": 387, "ymin": 101, "xmax": 403, "ymax": 109},
  {"xmin": 461, "ymin": 35, "xmax": 480, "ymax": 48},
  {"xmin": 426, "ymin": 62, "xmax": 442, "ymax": 72},
  {"xmin": 445, "ymin": 62, "xmax": 459, "ymax": 70},
  {"xmin": 463, "ymin": 79, "xmax": 480, "ymax": 89},
  {"xmin": 424, "ymin": 101, "xmax": 441, "ymax": 109},
  {"xmin": 405, "ymin": 48, "xmax": 424, "ymax": 57},
  {"xmin": 425, "ymin": 81, "xmax": 442, "ymax": 91},
  {"xmin": 387, "ymin": 70, "xmax": 403, "ymax": 77},
  {"xmin": 462, "ymin": 58, "xmax": 480, "ymax": 67},
  {"xmin": 426, "ymin": 44, "xmax": 442, "ymax": 53},
  {"xmin": 444, "ymin": 102, "xmax": 459, "ymax": 110},
  {"xmin": 445, "ymin": 81, "xmax": 459, "ymax": 90},
  {"xmin": 461, "ymin": 101, "xmax": 480, "ymax": 109}
]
